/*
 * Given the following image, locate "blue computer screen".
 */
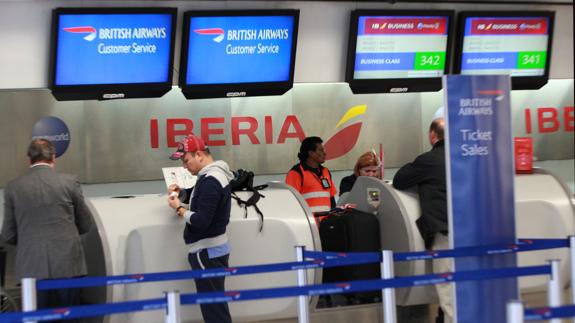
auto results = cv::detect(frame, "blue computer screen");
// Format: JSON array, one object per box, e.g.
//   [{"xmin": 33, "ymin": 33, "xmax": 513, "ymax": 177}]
[
  {"xmin": 185, "ymin": 15, "xmax": 295, "ymax": 85},
  {"xmin": 459, "ymin": 16, "xmax": 550, "ymax": 77},
  {"xmin": 54, "ymin": 13, "xmax": 173, "ymax": 85},
  {"xmin": 352, "ymin": 15, "xmax": 449, "ymax": 79}
]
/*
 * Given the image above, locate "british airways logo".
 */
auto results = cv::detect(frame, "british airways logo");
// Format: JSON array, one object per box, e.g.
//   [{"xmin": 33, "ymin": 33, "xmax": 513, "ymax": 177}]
[
  {"xmin": 478, "ymin": 89, "xmax": 504, "ymax": 101},
  {"xmin": 194, "ymin": 28, "xmax": 225, "ymax": 43},
  {"xmin": 63, "ymin": 26, "xmax": 97, "ymax": 41},
  {"xmin": 51, "ymin": 307, "xmax": 71, "ymax": 316}
]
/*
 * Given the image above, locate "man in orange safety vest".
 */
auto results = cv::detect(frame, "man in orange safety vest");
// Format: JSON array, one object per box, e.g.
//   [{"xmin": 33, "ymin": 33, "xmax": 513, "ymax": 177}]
[{"xmin": 285, "ymin": 136, "xmax": 337, "ymax": 217}]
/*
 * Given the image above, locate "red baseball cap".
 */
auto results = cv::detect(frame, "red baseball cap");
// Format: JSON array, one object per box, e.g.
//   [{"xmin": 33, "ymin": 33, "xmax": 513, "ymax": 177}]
[{"xmin": 169, "ymin": 134, "xmax": 207, "ymax": 160}]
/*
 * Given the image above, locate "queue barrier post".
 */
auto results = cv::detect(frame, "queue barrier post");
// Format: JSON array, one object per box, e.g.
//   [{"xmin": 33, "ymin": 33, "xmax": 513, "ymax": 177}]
[
  {"xmin": 21, "ymin": 277, "xmax": 37, "ymax": 323},
  {"xmin": 164, "ymin": 290, "xmax": 181, "ymax": 323},
  {"xmin": 569, "ymin": 236, "xmax": 575, "ymax": 323},
  {"xmin": 506, "ymin": 300, "xmax": 524, "ymax": 323},
  {"xmin": 548, "ymin": 259, "xmax": 563, "ymax": 323},
  {"xmin": 295, "ymin": 246, "xmax": 310, "ymax": 323},
  {"xmin": 381, "ymin": 250, "xmax": 397, "ymax": 323}
]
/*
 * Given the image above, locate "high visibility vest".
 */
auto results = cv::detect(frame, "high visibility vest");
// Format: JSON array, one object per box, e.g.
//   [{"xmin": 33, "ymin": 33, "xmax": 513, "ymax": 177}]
[{"xmin": 285, "ymin": 164, "xmax": 336, "ymax": 214}]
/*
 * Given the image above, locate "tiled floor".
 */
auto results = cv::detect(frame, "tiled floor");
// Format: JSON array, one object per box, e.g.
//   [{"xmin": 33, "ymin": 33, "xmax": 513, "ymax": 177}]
[{"xmin": 251, "ymin": 289, "xmax": 574, "ymax": 323}]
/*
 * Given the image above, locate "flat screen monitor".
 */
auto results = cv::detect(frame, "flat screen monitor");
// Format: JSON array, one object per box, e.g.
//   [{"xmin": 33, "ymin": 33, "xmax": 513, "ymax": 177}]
[
  {"xmin": 179, "ymin": 10, "xmax": 299, "ymax": 99},
  {"xmin": 50, "ymin": 7, "xmax": 177, "ymax": 101},
  {"xmin": 345, "ymin": 10, "xmax": 454, "ymax": 94},
  {"xmin": 454, "ymin": 11, "xmax": 554, "ymax": 90}
]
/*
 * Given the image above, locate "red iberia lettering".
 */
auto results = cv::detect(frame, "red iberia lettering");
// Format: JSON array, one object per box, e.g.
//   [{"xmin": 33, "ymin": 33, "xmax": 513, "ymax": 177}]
[
  {"xmin": 153, "ymin": 115, "xmax": 306, "ymax": 148},
  {"xmin": 201, "ymin": 117, "xmax": 225, "ymax": 146},
  {"xmin": 523, "ymin": 106, "xmax": 574, "ymax": 135},
  {"xmin": 537, "ymin": 107, "xmax": 560, "ymax": 133},
  {"xmin": 265, "ymin": 116, "xmax": 273, "ymax": 144},
  {"xmin": 277, "ymin": 115, "xmax": 306, "ymax": 143},
  {"xmin": 524, "ymin": 108, "xmax": 532, "ymax": 134},
  {"xmin": 565, "ymin": 106, "xmax": 574, "ymax": 132},
  {"xmin": 150, "ymin": 119, "xmax": 159, "ymax": 148},
  {"xmin": 231, "ymin": 117, "xmax": 259, "ymax": 145},
  {"xmin": 167, "ymin": 118, "xmax": 194, "ymax": 147}
]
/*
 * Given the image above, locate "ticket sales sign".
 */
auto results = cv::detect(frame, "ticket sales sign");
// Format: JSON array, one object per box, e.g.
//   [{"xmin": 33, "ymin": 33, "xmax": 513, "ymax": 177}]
[{"xmin": 444, "ymin": 75, "xmax": 516, "ymax": 323}]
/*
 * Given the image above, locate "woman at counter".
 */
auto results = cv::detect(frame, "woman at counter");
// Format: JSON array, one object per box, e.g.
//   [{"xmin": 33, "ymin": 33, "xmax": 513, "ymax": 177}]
[{"xmin": 339, "ymin": 151, "xmax": 382, "ymax": 196}]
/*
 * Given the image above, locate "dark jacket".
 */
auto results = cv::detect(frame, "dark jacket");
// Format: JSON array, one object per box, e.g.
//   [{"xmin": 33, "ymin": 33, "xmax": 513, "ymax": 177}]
[
  {"xmin": 339, "ymin": 174, "xmax": 357, "ymax": 196},
  {"xmin": 393, "ymin": 140, "xmax": 447, "ymax": 248},
  {"xmin": 181, "ymin": 161, "xmax": 233, "ymax": 246}
]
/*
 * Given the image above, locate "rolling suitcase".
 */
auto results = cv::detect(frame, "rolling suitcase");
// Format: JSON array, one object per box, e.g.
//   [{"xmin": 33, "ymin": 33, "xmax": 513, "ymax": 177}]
[{"xmin": 318, "ymin": 208, "xmax": 381, "ymax": 303}]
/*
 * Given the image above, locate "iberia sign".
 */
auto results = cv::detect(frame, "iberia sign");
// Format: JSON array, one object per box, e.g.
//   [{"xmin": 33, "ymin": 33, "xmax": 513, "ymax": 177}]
[{"xmin": 149, "ymin": 105, "xmax": 369, "ymax": 161}]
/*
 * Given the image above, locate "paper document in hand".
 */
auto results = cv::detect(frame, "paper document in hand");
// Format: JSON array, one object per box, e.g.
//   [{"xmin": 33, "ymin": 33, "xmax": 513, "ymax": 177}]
[{"xmin": 162, "ymin": 167, "xmax": 196, "ymax": 189}]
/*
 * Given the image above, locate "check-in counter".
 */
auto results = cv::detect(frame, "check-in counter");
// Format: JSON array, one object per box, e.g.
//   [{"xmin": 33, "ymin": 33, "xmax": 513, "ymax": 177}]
[
  {"xmin": 82, "ymin": 182, "xmax": 321, "ymax": 323},
  {"xmin": 338, "ymin": 168, "xmax": 575, "ymax": 306},
  {"xmin": 39, "ymin": 168, "xmax": 575, "ymax": 322},
  {"xmin": 514, "ymin": 169, "xmax": 575, "ymax": 293},
  {"xmin": 338, "ymin": 176, "xmax": 438, "ymax": 306}
]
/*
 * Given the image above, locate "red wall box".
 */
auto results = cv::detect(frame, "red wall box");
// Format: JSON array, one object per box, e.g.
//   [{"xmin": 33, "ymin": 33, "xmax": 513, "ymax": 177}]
[{"xmin": 514, "ymin": 137, "xmax": 534, "ymax": 174}]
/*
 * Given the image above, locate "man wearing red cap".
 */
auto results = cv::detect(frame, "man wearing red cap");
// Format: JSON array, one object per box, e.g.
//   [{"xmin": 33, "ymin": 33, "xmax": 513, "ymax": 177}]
[{"xmin": 167, "ymin": 133, "xmax": 234, "ymax": 323}]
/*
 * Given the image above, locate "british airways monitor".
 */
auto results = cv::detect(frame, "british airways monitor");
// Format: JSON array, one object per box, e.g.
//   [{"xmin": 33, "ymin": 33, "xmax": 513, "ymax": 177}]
[
  {"xmin": 346, "ymin": 10, "xmax": 454, "ymax": 94},
  {"xmin": 179, "ymin": 9, "xmax": 299, "ymax": 99},
  {"xmin": 454, "ymin": 11, "xmax": 554, "ymax": 90},
  {"xmin": 50, "ymin": 7, "xmax": 177, "ymax": 101}
]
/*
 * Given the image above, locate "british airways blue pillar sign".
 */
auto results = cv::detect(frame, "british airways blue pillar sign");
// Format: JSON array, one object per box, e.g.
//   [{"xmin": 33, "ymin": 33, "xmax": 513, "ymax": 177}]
[{"xmin": 444, "ymin": 75, "xmax": 517, "ymax": 323}]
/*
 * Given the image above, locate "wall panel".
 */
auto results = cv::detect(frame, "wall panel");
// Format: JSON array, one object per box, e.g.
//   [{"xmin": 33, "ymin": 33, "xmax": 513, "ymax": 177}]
[{"xmin": 0, "ymin": 80, "xmax": 572, "ymax": 186}]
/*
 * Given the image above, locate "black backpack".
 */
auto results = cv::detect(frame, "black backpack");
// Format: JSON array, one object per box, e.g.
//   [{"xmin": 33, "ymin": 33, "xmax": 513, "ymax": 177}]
[{"xmin": 230, "ymin": 169, "xmax": 267, "ymax": 232}]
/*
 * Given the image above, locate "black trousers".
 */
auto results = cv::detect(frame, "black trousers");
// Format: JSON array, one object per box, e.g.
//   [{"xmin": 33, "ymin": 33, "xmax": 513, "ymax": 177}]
[
  {"xmin": 188, "ymin": 250, "xmax": 232, "ymax": 323},
  {"xmin": 37, "ymin": 287, "xmax": 81, "ymax": 323}
]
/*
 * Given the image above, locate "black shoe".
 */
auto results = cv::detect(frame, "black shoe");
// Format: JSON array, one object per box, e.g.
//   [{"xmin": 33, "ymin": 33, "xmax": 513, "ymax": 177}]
[
  {"xmin": 435, "ymin": 307, "xmax": 444, "ymax": 323},
  {"xmin": 318, "ymin": 295, "xmax": 333, "ymax": 308}
]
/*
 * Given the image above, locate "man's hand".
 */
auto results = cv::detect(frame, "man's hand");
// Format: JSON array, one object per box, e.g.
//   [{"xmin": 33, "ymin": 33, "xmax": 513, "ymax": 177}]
[
  {"xmin": 168, "ymin": 184, "xmax": 181, "ymax": 195},
  {"xmin": 168, "ymin": 186, "xmax": 181, "ymax": 210},
  {"xmin": 168, "ymin": 195, "xmax": 181, "ymax": 208}
]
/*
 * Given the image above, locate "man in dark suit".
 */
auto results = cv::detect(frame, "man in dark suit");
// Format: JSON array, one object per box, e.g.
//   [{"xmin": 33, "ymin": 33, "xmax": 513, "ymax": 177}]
[
  {"xmin": 1, "ymin": 139, "xmax": 93, "ymax": 318},
  {"xmin": 392, "ymin": 118, "xmax": 451, "ymax": 323}
]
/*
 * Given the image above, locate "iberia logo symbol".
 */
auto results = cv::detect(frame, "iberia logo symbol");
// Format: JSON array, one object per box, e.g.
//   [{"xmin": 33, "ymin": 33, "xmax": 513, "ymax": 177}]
[
  {"xmin": 324, "ymin": 105, "xmax": 366, "ymax": 161},
  {"xmin": 63, "ymin": 26, "xmax": 97, "ymax": 41},
  {"xmin": 476, "ymin": 23, "xmax": 493, "ymax": 31},
  {"xmin": 194, "ymin": 28, "xmax": 225, "ymax": 43}
]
